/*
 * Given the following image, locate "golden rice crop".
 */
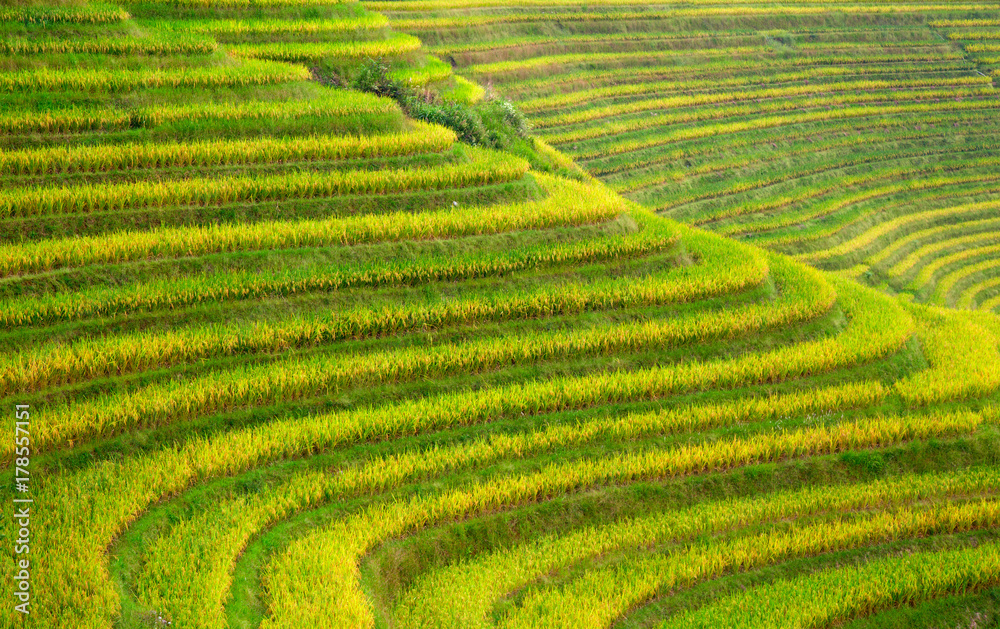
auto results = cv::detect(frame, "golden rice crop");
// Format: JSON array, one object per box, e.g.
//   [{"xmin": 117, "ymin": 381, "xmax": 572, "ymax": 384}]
[
  {"xmin": 0, "ymin": 92, "xmax": 395, "ymax": 134},
  {"xmin": 1, "ymin": 122, "xmax": 455, "ymax": 175},
  {"xmin": 546, "ymin": 88, "xmax": 994, "ymax": 144},
  {"xmin": 263, "ymin": 411, "xmax": 981, "ymax": 629},
  {"xmin": 664, "ymin": 541, "xmax": 1000, "ymax": 628},
  {"xmin": 20, "ymin": 275, "xmax": 923, "ymax": 461},
  {"xmin": 227, "ymin": 33, "xmax": 421, "ymax": 62},
  {"xmin": 0, "ymin": 173, "xmax": 616, "ymax": 276},
  {"xmin": 393, "ymin": 6, "xmax": 1000, "ymax": 29},
  {"xmin": 506, "ymin": 497, "xmax": 998, "ymax": 629},
  {"xmin": 0, "ymin": 220, "xmax": 674, "ymax": 335},
  {"xmin": 0, "ymin": 58, "xmax": 311, "ymax": 93},
  {"xmin": 0, "ymin": 3, "xmax": 130, "ymax": 23},
  {"xmin": 0, "ymin": 146, "xmax": 528, "ymax": 218},
  {"xmin": 0, "ymin": 35, "xmax": 216, "ymax": 55},
  {"xmin": 398, "ymin": 466, "xmax": 996, "ymax": 629},
  {"xmin": 533, "ymin": 82, "xmax": 991, "ymax": 129},
  {"xmin": 132, "ymin": 381, "xmax": 890, "ymax": 627},
  {"xmin": 149, "ymin": 14, "xmax": 388, "ymax": 34}
]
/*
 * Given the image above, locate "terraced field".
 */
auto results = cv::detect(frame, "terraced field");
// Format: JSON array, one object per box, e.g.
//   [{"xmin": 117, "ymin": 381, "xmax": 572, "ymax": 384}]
[
  {"xmin": 401, "ymin": 1, "xmax": 1000, "ymax": 311},
  {"xmin": 2, "ymin": 0, "xmax": 1000, "ymax": 628}
]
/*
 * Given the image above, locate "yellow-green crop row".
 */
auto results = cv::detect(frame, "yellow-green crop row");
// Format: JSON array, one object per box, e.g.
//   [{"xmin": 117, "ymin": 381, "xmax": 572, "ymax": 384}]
[
  {"xmin": 144, "ymin": 0, "xmax": 349, "ymax": 7},
  {"xmin": 0, "ymin": 3, "xmax": 130, "ymax": 24},
  {"xmin": 505, "ymin": 497, "xmax": 999, "ymax": 629},
  {"xmin": 934, "ymin": 19, "xmax": 1000, "ymax": 27},
  {"xmin": 0, "ymin": 146, "xmax": 528, "ymax": 218},
  {"xmin": 263, "ymin": 411, "xmax": 982, "ymax": 629},
  {"xmin": 0, "ymin": 59, "xmax": 310, "ymax": 93},
  {"xmin": 27, "ymin": 273, "xmax": 928, "ymax": 461},
  {"xmin": 373, "ymin": 0, "xmax": 1000, "ymax": 10},
  {"xmin": 148, "ymin": 15, "xmax": 388, "ymax": 34},
  {"xmin": 948, "ymin": 30, "xmax": 1000, "ymax": 40},
  {"xmin": 926, "ymin": 246, "xmax": 1000, "ymax": 304},
  {"xmin": 0, "ymin": 173, "xmax": 620, "ymax": 277},
  {"xmin": 399, "ymin": 466, "xmax": 999, "ymax": 629},
  {"xmin": 669, "ymin": 142, "xmax": 1000, "ymax": 224},
  {"xmin": 133, "ymin": 380, "xmax": 887, "ymax": 628},
  {"xmin": 718, "ymin": 171, "xmax": 1000, "ymax": 239},
  {"xmin": 612, "ymin": 128, "xmax": 966, "ymax": 195},
  {"xmin": 469, "ymin": 46, "xmax": 767, "ymax": 76},
  {"xmin": 533, "ymin": 81, "xmax": 991, "ymax": 128},
  {"xmin": 663, "ymin": 540, "xmax": 1000, "ymax": 629},
  {"xmin": 593, "ymin": 114, "xmax": 992, "ymax": 179},
  {"xmin": 887, "ymin": 223, "xmax": 1000, "ymax": 279},
  {"xmin": 519, "ymin": 72, "xmax": 990, "ymax": 113},
  {"xmin": 973, "ymin": 285, "xmax": 1000, "ymax": 312},
  {"xmin": 958, "ymin": 274, "xmax": 1000, "ymax": 310},
  {"xmin": 2, "ymin": 279, "xmax": 933, "ymax": 626},
  {"xmin": 903, "ymin": 230, "xmax": 1000, "ymax": 287},
  {"xmin": 391, "ymin": 55, "xmax": 452, "ymax": 86},
  {"xmin": 0, "ymin": 92, "xmax": 395, "ymax": 135},
  {"xmin": 796, "ymin": 200, "xmax": 1000, "ymax": 266},
  {"xmin": 227, "ymin": 33, "xmax": 421, "ymax": 62},
  {"xmin": 0, "ymin": 225, "xmax": 679, "ymax": 389},
  {"xmin": 0, "ymin": 219, "xmax": 675, "ymax": 331},
  {"xmin": 441, "ymin": 75, "xmax": 485, "ymax": 105},
  {"xmin": 430, "ymin": 29, "xmax": 726, "ymax": 55},
  {"xmin": 545, "ymin": 87, "xmax": 994, "ymax": 144},
  {"xmin": 392, "ymin": 6, "xmax": 1000, "ymax": 30},
  {"xmin": 700, "ymin": 157, "xmax": 1000, "ymax": 228},
  {"xmin": 0, "ymin": 35, "xmax": 216, "ymax": 55},
  {"xmin": 966, "ymin": 43, "xmax": 1000, "ymax": 52},
  {"xmin": 0, "ymin": 122, "xmax": 455, "ymax": 175},
  {"xmin": 766, "ymin": 180, "xmax": 1000, "ymax": 251},
  {"xmin": 895, "ymin": 304, "xmax": 1000, "ymax": 404},
  {"xmin": 472, "ymin": 49, "xmax": 967, "ymax": 79},
  {"xmin": 564, "ymin": 100, "xmax": 1000, "ymax": 157},
  {"xmin": 504, "ymin": 58, "xmax": 970, "ymax": 99}
]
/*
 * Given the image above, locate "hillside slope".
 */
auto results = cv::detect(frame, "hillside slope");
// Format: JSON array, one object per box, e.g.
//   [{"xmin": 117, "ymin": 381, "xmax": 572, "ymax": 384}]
[
  {"xmin": 1, "ymin": 0, "xmax": 1000, "ymax": 628},
  {"xmin": 390, "ymin": 0, "xmax": 1000, "ymax": 310}
]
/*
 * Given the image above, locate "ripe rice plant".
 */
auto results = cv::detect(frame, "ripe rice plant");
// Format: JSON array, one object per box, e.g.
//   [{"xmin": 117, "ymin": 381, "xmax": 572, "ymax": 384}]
[
  {"xmin": 19, "ymin": 275, "xmax": 920, "ymax": 460},
  {"xmin": 0, "ymin": 122, "xmax": 455, "ymax": 175},
  {"xmin": 227, "ymin": 33, "xmax": 421, "ymax": 62},
  {"xmin": 0, "ymin": 35, "xmax": 217, "ymax": 55},
  {"xmin": 545, "ymin": 88, "xmax": 995, "ymax": 145},
  {"xmin": 441, "ymin": 75, "xmax": 485, "ymax": 104},
  {"xmin": 0, "ymin": 59, "xmax": 311, "ymax": 93},
  {"xmin": 560, "ymin": 101, "xmax": 1000, "ymax": 156},
  {"xmin": 895, "ymin": 304, "xmax": 1000, "ymax": 404},
  {"xmin": 0, "ymin": 3, "xmax": 130, "ymax": 24},
  {"xmin": 397, "ymin": 466, "xmax": 998, "ymax": 629},
  {"xmin": 887, "ymin": 225, "xmax": 1000, "ymax": 279},
  {"xmin": 0, "ymin": 146, "xmax": 528, "ymax": 218},
  {"xmin": 393, "ymin": 6, "xmax": 1000, "ymax": 29},
  {"xmin": 533, "ymin": 82, "xmax": 991, "ymax": 129},
  {"xmin": 262, "ymin": 411, "xmax": 982, "ymax": 629},
  {"xmin": 0, "ymin": 219, "xmax": 676, "ymax": 331},
  {"xmin": 131, "ymin": 380, "xmax": 884, "ymax": 628},
  {"xmin": 149, "ymin": 15, "xmax": 389, "ymax": 34},
  {"xmin": 663, "ymin": 541, "xmax": 1000, "ymax": 628},
  {"xmin": 518, "ymin": 72, "xmax": 990, "ymax": 113},
  {"xmin": 0, "ymin": 92, "xmax": 395, "ymax": 134},
  {"xmin": 0, "ymin": 173, "xmax": 618, "ymax": 276},
  {"xmin": 503, "ymin": 497, "xmax": 999, "ymax": 629},
  {"xmin": 947, "ymin": 30, "xmax": 1000, "ymax": 40},
  {"xmin": 796, "ymin": 200, "xmax": 1000, "ymax": 266},
  {"xmin": 391, "ymin": 55, "xmax": 453, "ymax": 85}
]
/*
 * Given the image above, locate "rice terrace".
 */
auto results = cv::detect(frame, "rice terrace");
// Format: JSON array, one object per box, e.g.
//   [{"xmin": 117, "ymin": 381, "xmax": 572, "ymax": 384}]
[{"xmin": 4, "ymin": 0, "xmax": 1000, "ymax": 625}]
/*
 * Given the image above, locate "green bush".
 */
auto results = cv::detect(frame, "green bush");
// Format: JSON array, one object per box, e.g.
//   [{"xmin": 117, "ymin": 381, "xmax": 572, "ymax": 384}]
[{"xmin": 350, "ymin": 58, "xmax": 528, "ymax": 149}]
